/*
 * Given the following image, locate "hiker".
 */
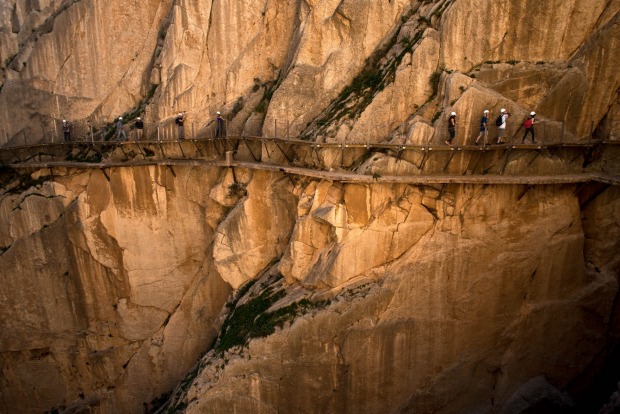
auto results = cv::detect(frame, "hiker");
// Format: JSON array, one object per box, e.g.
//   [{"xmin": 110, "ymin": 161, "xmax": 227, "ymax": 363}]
[
  {"xmin": 445, "ymin": 111, "xmax": 457, "ymax": 146},
  {"xmin": 62, "ymin": 120, "xmax": 71, "ymax": 142},
  {"xmin": 495, "ymin": 108, "xmax": 510, "ymax": 144},
  {"xmin": 474, "ymin": 110, "xmax": 490, "ymax": 145},
  {"xmin": 521, "ymin": 112, "xmax": 536, "ymax": 143},
  {"xmin": 135, "ymin": 117, "xmax": 144, "ymax": 141},
  {"xmin": 175, "ymin": 112, "xmax": 185, "ymax": 139},
  {"xmin": 215, "ymin": 111, "xmax": 224, "ymax": 138},
  {"xmin": 116, "ymin": 117, "xmax": 128, "ymax": 141}
]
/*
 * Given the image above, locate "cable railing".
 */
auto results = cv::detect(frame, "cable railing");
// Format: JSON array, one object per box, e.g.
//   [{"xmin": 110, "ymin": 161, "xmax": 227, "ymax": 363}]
[{"xmin": 1, "ymin": 116, "xmax": 618, "ymax": 178}]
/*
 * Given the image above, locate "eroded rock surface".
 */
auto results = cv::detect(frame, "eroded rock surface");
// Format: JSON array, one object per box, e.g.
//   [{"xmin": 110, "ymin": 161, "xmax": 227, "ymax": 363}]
[
  {"xmin": 0, "ymin": 1, "xmax": 618, "ymax": 146},
  {"xmin": 0, "ymin": 166, "xmax": 233, "ymax": 413}
]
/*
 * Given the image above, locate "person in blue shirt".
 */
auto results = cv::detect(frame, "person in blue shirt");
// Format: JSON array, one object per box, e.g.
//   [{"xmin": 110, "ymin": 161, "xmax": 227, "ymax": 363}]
[
  {"xmin": 475, "ymin": 110, "xmax": 489, "ymax": 145},
  {"xmin": 215, "ymin": 111, "xmax": 224, "ymax": 137},
  {"xmin": 116, "ymin": 117, "xmax": 127, "ymax": 141}
]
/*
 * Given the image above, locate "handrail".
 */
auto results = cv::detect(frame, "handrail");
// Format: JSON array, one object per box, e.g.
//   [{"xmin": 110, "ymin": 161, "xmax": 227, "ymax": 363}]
[{"xmin": 0, "ymin": 134, "xmax": 614, "ymax": 155}]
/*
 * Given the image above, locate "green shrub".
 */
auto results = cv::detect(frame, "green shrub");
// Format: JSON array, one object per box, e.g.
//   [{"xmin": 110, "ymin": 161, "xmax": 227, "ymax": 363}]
[{"xmin": 428, "ymin": 70, "xmax": 442, "ymax": 98}]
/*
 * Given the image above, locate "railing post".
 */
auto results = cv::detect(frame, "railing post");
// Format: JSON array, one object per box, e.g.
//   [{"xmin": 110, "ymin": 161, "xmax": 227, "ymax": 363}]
[
  {"xmin": 286, "ymin": 119, "xmax": 290, "ymax": 139},
  {"xmin": 192, "ymin": 123, "xmax": 195, "ymax": 140},
  {"xmin": 540, "ymin": 121, "xmax": 544, "ymax": 146},
  {"xmin": 560, "ymin": 121, "xmax": 564, "ymax": 145},
  {"xmin": 157, "ymin": 125, "xmax": 160, "ymax": 142}
]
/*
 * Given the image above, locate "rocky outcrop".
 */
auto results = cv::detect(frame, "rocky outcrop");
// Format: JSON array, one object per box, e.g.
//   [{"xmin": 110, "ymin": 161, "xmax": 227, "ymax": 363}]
[
  {"xmin": 0, "ymin": 1, "xmax": 618, "ymax": 146},
  {"xmin": 1, "ymin": 162, "xmax": 619, "ymax": 413},
  {"xmin": 0, "ymin": 166, "xmax": 233, "ymax": 413},
  {"xmin": 158, "ymin": 183, "xmax": 620, "ymax": 414}
]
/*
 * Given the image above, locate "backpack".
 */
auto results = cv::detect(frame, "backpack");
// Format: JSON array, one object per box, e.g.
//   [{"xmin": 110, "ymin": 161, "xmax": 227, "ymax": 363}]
[
  {"xmin": 523, "ymin": 118, "xmax": 533, "ymax": 129},
  {"xmin": 495, "ymin": 115, "xmax": 503, "ymax": 127}
]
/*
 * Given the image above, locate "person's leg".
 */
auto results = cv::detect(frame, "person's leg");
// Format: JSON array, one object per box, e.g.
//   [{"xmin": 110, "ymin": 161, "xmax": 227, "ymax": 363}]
[
  {"xmin": 498, "ymin": 128, "xmax": 506, "ymax": 143},
  {"xmin": 531, "ymin": 128, "xmax": 536, "ymax": 143},
  {"xmin": 447, "ymin": 129, "xmax": 454, "ymax": 145}
]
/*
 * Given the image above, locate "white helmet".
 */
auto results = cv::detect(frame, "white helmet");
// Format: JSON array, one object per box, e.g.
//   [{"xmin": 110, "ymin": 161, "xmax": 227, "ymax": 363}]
[
  {"xmin": 500, "ymin": 108, "xmax": 506, "ymax": 113},
  {"xmin": 62, "ymin": 119, "xmax": 67, "ymax": 123},
  {"xmin": 450, "ymin": 111, "xmax": 456, "ymax": 116},
  {"xmin": 483, "ymin": 110, "xmax": 489, "ymax": 113},
  {"xmin": 137, "ymin": 117, "xmax": 141, "ymax": 120},
  {"xmin": 216, "ymin": 111, "xmax": 221, "ymax": 115},
  {"xmin": 179, "ymin": 113, "xmax": 182, "ymax": 116},
  {"xmin": 119, "ymin": 117, "xmax": 123, "ymax": 120},
  {"xmin": 530, "ymin": 111, "xmax": 536, "ymax": 116}
]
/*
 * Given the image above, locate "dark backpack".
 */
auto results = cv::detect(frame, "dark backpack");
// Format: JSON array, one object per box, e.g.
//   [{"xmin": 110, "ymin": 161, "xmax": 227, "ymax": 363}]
[{"xmin": 495, "ymin": 115, "xmax": 503, "ymax": 127}]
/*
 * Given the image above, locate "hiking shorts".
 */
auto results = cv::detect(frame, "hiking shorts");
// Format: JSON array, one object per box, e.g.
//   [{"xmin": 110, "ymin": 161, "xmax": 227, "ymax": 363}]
[{"xmin": 498, "ymin": 128, "xmax": 506, "ymax": 137}]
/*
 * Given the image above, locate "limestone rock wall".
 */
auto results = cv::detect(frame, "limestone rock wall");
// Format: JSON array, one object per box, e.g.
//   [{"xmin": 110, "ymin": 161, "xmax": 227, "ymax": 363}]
[
  {"xmin": 0, "ymin": 166, "xmax": 234, "ymax": 413},
  {"xmin": 1, "ymin": 0, "xmax": 618, "ymax": 146},
  {"xmin": 164, "ymin": 183, "xmax": 620, "ymax": 414},
  {"xmin": 1, "ymin": 163, "xmax": 619, "ymax": 413}
]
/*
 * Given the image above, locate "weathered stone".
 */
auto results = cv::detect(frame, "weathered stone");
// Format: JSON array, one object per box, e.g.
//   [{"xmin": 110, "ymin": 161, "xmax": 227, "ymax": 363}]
[
  {"xmin": 213, "ymin": 170, "xmax": 297, "ymax": 289},
  {"xmin": 0, "ymin": 166, "xmax": 231, "ymax": 413}
]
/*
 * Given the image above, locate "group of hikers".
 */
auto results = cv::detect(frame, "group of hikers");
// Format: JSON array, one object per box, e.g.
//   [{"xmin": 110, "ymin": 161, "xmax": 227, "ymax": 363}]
[
  {"xmin": 446, "ymin": 109, "xmax": 538, "ymax": 147},
  {"xmin": 113, "ymin": 113, "xmax": 180, "ymax": 142},
  {"xmin": 113, "ymin": 112, "xmax": 227, "ymax": 141},
  {"xmin": 61, "ymin": 108, "xmax": 536, "ymax": 145},
  {"xmin": 61, "ymin": 112, "xmax": 226, "ymax": 142}
]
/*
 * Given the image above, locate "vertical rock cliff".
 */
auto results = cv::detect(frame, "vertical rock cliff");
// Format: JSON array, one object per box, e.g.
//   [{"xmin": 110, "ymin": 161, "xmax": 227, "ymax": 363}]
[{"xmin": 0, "ymin": 0, "xmax": 620, "ymax": 413}]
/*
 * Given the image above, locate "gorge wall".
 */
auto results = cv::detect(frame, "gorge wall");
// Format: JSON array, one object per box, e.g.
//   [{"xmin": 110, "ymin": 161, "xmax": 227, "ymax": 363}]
[
  {"xmin": 1, "ymin": 0, "xmax": 620, "ymax": 413},
  {"xmin": 0, "ymin": 0, "xmax": 619, "ymax": 144},
  {"xmin": 1, "ymin": 161, "xmax": 619, "ymax": 413}
]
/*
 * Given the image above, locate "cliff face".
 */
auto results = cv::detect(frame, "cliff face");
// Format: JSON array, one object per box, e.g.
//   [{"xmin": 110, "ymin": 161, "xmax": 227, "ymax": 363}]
[
  {"xmin": 1, "ymin": 162, "xmax": 619, "ymax": 413},
  {"xmin": 1, "ymin": 0, "xmax": 620, "ymax": 413},
  {"xmin": 0, "ymin": 0, "xmax": 618, "ymax": 145},
  {"xmin": 167, "ymin": 181, "xmax": 619, "ymax": 414},
  {"xmin": 0, "ymin": 166, "xmax": 233, "ymax": 413}
]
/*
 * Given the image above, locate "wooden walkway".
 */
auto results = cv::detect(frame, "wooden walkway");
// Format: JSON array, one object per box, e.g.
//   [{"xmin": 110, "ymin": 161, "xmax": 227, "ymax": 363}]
[{"xmin": 1, "ymin": 137, "xmax": 619, "ymax": 186}]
